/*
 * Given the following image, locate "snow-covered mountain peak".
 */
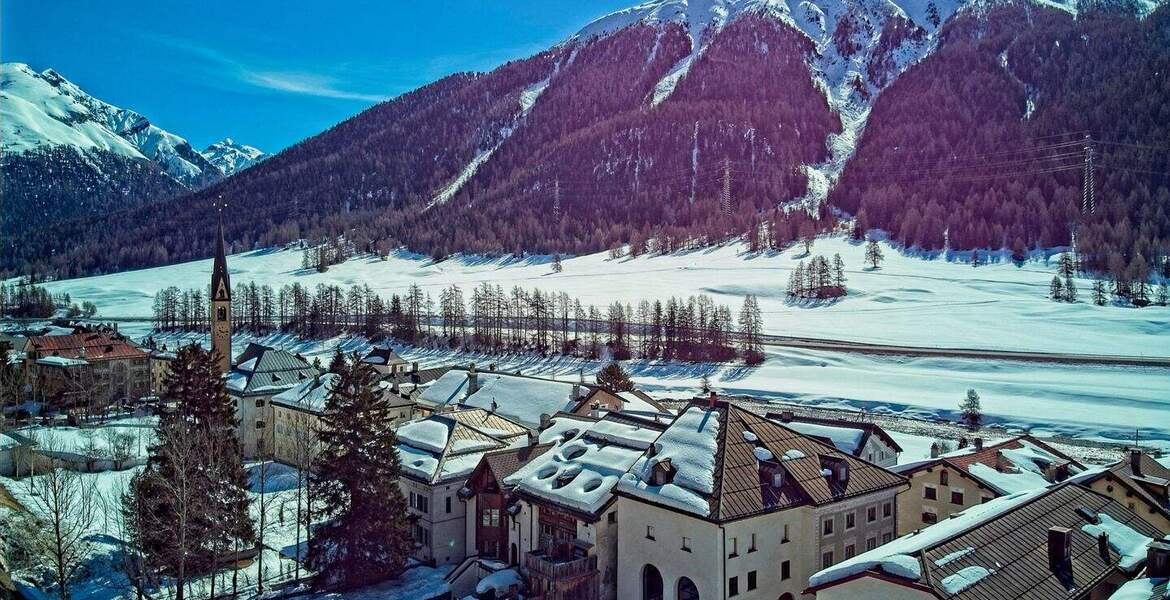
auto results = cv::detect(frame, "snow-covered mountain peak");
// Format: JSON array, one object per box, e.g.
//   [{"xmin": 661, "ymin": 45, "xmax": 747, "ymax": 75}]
[
  {"xmin": 201, "ymin": 138, "xmax": 267, "ymax": 176},
  {"xmin": 1, "ymin": 62, "xmax": 262, "ymax": 187}
]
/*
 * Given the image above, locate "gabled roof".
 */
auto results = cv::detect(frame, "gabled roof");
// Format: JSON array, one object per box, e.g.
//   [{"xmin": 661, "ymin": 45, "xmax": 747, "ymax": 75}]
[
  {"xmin": 271, "ymin": 373, "xmax": 337, "ymax": 414},
  {"xmin": 1076, "ymin": 452, "xmax": 1170, "ymax": 522},
  {"xmin": 382, "ymin": 365, "xmax": 452, "ymax": 389},
  {"xmin": 618, "ymin": 401, "xmax": 907, "ymax": 521},
  {"xmin": 480, "ymin": 443, "xmax": 556, "ymax": 486},
  {"xmin": 895, "ymin": 435, "xmax": 1085, "ymax": 496},
  {"xmin": 227, "ymin": 343, "xmax": 317, "ymax": 396},
  {"xmin": 361, "ymin": 345, "xmax": 405, "ymax": 366},
  {"xmin": 765, "ymin": 411, "xmax": 903, "ymax": 455},
  {"xmin": 396, "ymin": 408, "xmax": 528, "ymax": 485},
  {"xmin": 27, "ymin": 332, "xmax": 147, "ymax": 361},
  {"xmin": 419, "ymin": 369, "xmax": 587, "ymax": 429},
  {"xmin": 809, "ymin": 484, "xmax": 1165, "ymax": 599}
]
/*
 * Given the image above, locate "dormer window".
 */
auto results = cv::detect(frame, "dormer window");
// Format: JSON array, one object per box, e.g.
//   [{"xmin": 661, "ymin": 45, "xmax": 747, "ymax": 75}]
[{"xmin": 649, "ymin": 458, "xmax": 675, "ymax": 486}]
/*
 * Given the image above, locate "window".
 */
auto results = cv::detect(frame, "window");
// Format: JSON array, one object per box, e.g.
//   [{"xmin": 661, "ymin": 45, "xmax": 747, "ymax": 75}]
[
  {"xmin": 481, "ymin": 508, "xmax": 500, "ymax": 527},
  {"xmin": 924, "ymin": 485, "xmax": 938, "ymax": 500},
  {"xmin": 940, "ymin": 470, "xmax": 949, "ymax": 485},
  {"xmin": 255, "ymin": 398, "xmax": 265, "ymax": 407},
  {"xmin": 922, "ymin": 510, "xmax": 938, "ymax": 524},
  {"xmin": 729, "ymin": 576, "xmax": 739, "ymax": 597},
  {"xmin": 608, "ymin": 511, "xmax": 617, "ymax": 525},
  {"xmin": 781, "ymin": 560, "xmax": 791, "ymax": 580},
  {"xmin": 866, "ymin": 537, "xmax": 877, "ymax": 551},
  {"xmin": 883, "ymin": 502, "xmax": 893, "ymax": 518},
  {"xmin": 822, "ymin": 517, "xmax": 834, "ymax": 536},
  {"xmin": 845, "ymin": 543, "xmax": 856, "ymax": 559},
  {"xmin": 749, "ymin": 533, "xmax": 757, "ymax": 552},
  {"xmin": 982, "ymin": 494, "xmax": 995, "ymax": 504},
  {"xmin": 682, "ymin": 537, "xmax": 692, "ymax": 552},
  {"xmin": 822, "ymin": 550, "xmax": 835, "ymax": 569},
  {"xmin": 883, "ymin": 532, "xmax": 893, "ymax": 544},
  {"xmin": 845, "ymin": 511, "xmax": 856, "ymax": 530},
  {"xmin": 445, "ymin": 496, "xmax": 452, "ymax": 513},
  {"xmin": 951, "ymin": 490, "xmax": 965, "ymax": 505},
  {"xmin": 729, "ymin": 537, "xmax": 738, "ymax": 557},
  {"xmin": 867, "ymin": 506, "xmax": 877, "ymax": 523},
  {"xmin": 782, "ymin": 523, "xmax": 790, "ymax": 543},
  {"xmin": 646, "ymin": 525, "xmax": 655, "ymax": 541},
  {"xmin": 747, "ymin": 571, "xmax": 757, "ymax": 591}
]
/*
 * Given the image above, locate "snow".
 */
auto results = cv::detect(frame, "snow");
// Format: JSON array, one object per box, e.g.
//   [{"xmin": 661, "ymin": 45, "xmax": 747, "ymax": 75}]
[
  {"xmin": 398, "ymin": 442, "xmax": 442, "ymax": 480},
  {"xmin": 420, "ymin": 370, "xmax": 581, "ymax": 429},
  {"xmin": 1, "ymin": 63, "xmax": 233, "ymax": 187},
  {"xmin": 618, "ymin": 405, "xmax": 720, "ymax": 516},
  {"xmin": 201, "ymin": 138, "xmax": 266, "ymax": 175},
  {"xmin": 397, "ymin": 419, "xmax": 452, "ymax": 454},
  {"xmin": 588, "ymin": 418, "xmax": 662, "ymax": 448},
  {"xmin": 28, "ymin": 237, "xmax": 1170, "ymax": 448},
  {"xmin": 965, "ymin": 440, "xmax": 1083, "ymax": 495},
  {"xmin": 742, "ymin": 430, "xmax": 759, "ymax": 442},
  {"xmin": 475, "ymin": 568, "xmax": 521, "ymax": 595},
  {"xmin": 783, "ymin": 448, "xmax": 807, "ymax": 460},
  {"xmin": 783, "ymin": 421, "xmax": 867, "ymax": 454},
  {"xmin": 940, "ymin": 565, "xmax": 994, "ymax": 595},
  {"xmin": 272, "ymin": 373, "xmax": 336, "ymax": 414},
  {"xmin": 1081, "ymin": 513, "xmax": 1155, "ymax": 572},
  {"xmin": 1109, "ymin": 578, "xmax": 1168, "ymax": 600},
  {"xmin": 809, "ymin": 488, "xmax": 1045, "ymax": 588},
  {"xmin": 933, "ymin": 546, "xmax": 976, "ymax": 567},
  {"xmin": 428, "ymin": 145, "xmax": 498, "ymax": 208},
  {"xmin": 753, "ymin": 446, "xmax": 775, "ymax": 461}
]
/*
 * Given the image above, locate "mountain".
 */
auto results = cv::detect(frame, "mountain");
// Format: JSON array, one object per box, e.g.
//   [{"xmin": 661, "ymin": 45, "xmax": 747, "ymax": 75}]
[
  {"xmin": 3, "ymin": 0, "xmax": 1167, "ymax": 279},
  {"xmin": 0, "ymin": 63, "xmax": 263, "ymax": 237},
  {"xmin": 201, "ymin": 138, "xmax": 267, "ymax": 176}
]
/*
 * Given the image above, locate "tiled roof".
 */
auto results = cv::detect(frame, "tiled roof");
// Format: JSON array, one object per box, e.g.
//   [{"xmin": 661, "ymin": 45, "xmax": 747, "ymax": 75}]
[
  {"xmin": 895, "ymin": 435, "xmax": 1084, "ymax": 495},
  {"xmin": 396, "ymin": 408, "xmax": 525, "ymax": 484},
  {"xmin": 944, "ymin": 435, "xmax": 1083, "ymax": 473},
  {"xmin": 382, "ymin": 366, "xmax": 453, "ymax": 388},
  {"xmin": 810, "ymin": 484, "xmax": 1165, "ymax": 599},
  {"xmin": 713, "ymin": 404, "xmax": 906, "ymax": 520},
  {"xmin": 447, "ymin": 407, "xmax": 530, "ymax": 441},
  {"xmin": 228, "ymin": 343, "xmax": 317, "ymax": 396},
  {"xmin": 483, "ymin": 442, "xmax": 556, "ymax": 484},
  {"xmin": 1079, "ymin": 452, "xmax": 1170, "ymax": 521},
  {"xmin": 765, "ymin": 411, "xmax": 904, "ymax": 454},
  {"xmin": 28, "ymin": 332, "xmax": 148, "ymax": 361}
]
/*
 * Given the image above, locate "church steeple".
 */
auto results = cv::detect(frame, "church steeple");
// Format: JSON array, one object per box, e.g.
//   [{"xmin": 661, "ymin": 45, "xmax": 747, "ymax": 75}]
[{"xmin": 210, "ymin": 208, "xmax": 232, "ymax": 374}]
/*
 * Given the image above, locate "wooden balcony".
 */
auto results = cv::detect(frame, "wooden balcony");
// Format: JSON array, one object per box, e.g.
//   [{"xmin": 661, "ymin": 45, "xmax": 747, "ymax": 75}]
[{"xmin": 524, "ymin": 550, "xmax": 599, "ymax": 600}]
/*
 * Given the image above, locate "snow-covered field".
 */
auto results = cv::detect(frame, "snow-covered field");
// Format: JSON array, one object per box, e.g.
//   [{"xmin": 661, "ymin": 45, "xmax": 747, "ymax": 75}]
[{"xmin": 31, "ymin": 237, "xmax": 1169, "ymax": 357}]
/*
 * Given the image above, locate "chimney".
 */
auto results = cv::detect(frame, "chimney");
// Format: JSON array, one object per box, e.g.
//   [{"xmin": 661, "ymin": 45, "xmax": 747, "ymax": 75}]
[
  {"xmin": 489, "ymin": 363, "xmax": 497, "ymax": 372},
  {"xmin": 708, "ymin": 390, "xmax": 717, "ymax": 409},
  {"xmin": 490, "ymin": 399, "xmax": 498, "ymax": 414},
  {"xmin": 391, "ymin": 379, "xmax": 400, "ymax": 394},
  {"xmin": 466, "ymin": 363, "xmax": 478, "ymax": 396},
  {"xmin": 1047, "ymin": 527, "xmax": 1072, "ymax": 570},
  {"xmin": 539, "ymin": 413, "xmax": 552, "ymax": 430},
  {"xmin": 1130, "ymin": 449, "xmax": 1143, "ymax": 476},
  {"xmin": 412, "ymin": 361, "xmax": 419, "ymax": 374},
  {"xmin": 1147, "ymin": 540, "xmax": 1170, "ymax": 578},
  {"xmin": 930, "ymin": 442, "xmax": 941, "ymax": 459},
  {"xmin": 527, "ymin": 429, "xmax": 539, "ymax": 446},
  {"xmin": 1097, "ymin": 531, "xmax": 1110, "ymax": 560},
  {"xmin": 974, "ymin": 437, "xmax": 983, "ymax": 452},
  {"xmin": 958, "ymin": 437, "xmax": 968, "ymax": 449},
  {"xmin": 589, "ymin": 401, "xmax": 601, "ymax": 419},
  {"xmin": 779, "ymin": 410, "xmax": 795, "ymax": 423}
]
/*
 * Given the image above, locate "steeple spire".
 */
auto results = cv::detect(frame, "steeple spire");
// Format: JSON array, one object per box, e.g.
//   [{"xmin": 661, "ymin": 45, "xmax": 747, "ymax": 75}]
[
  {"xmin": 211, "ymin": 209, "xmax": 231, "ymax": 302},
  {"xmin": 210, "ymin": 198, "xmax": 233, "ymax": 374}
]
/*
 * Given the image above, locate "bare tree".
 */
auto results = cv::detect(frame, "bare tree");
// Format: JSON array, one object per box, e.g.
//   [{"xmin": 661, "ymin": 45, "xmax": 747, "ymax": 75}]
[
  {"xmin": 288, "ymin": 411, "xmax": 322, "ymax": 582},
  {"xmin": 8, "ymin": 435, "xmax": 100, "ymax": 600},
  {"xmin": 103, "ymin": 429, "xmax": 135, "ymax": 470}
]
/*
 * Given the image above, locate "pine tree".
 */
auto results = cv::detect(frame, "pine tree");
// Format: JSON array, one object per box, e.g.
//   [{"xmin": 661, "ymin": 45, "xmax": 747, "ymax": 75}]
[
  {"xmin": 307, "ymin": 354, "xmax": 413, "ymax": 588},
  {"xmin": 595, "ymin": 361, "xmax": 635, "ymax": 392},
  {"xmin": 328, "ymin": 347, "xmax": 347, "ymax": 374},
  {"xmin": 552, "ymin": 254, "xmax": 563, "ymax": 273},
  {"xmin": 833, "ymin": 253, "xmax": 846, "ymax": 289},
  {"xmin": 1063, "ymin": 274, "xmax": 1077, "ymax": 303},
  {"xmin": 865, "ymin": 239, "xmax": 884, "ymax": 270},
  {"xmin": 959, "ymin": 389, "xmax": 983, "ymax": 431},
  {"xmin": 1049, "ymin": 277, "xmax": 1064, "ymax": 301},
  {"xmin": 1156, "ymin": 282, "xmax": 1169, "ymax": 306},
  {"xmin": 1092, "ymin": 279, "xmax": 1108, "ymax": 306},
  {"xmin": 738, "ymin": 294, "xmax": 764, "ymax": 364}
]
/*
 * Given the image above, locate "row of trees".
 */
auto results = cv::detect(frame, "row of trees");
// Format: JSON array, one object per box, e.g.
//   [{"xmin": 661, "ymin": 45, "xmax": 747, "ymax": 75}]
[
  {"xmin": 0, "ymin": 281, "xmax": 60, "ymax": 319},
  {"xmin": 153, "ymin": 280, "xmax": 768, "ymax": 364}
]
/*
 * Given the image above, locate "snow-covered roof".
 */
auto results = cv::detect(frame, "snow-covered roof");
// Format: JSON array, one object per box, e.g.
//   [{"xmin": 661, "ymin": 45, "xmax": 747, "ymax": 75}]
[
  {"xmin": 618, "ymin": 405, "xmax": 720, "ymax": 516},
  {"xmin": 271, "ymin": 373, "xmax": 337, "ymax": 414},
  {"xmin": 808, "ymin": 484, "xmax": 1165, "ymax": 597},
  {"xmin": 897, "ymin": 436, "xmax": 1084, "ymax": 496},
  {"xmin": 227, "ymin": 344, "xmax": 317, "ymax": 396},
  {"xmin": 395, "ymin": 408, "xmax": 529, "ymax": 484},
  {"xmin": 1109, "ymin": 577, "xmax": 1169, "ymax": 600},
  {"xmin": 506, "ymin": 413, "xmax": 666, "ymax": 516},
  {"xmin": 782, "ymin": 421, "xmax": 867, "ymax": 455},
  {"xmin": 35, "ymin": 355, "xmax": 88, "ymax": 367},
  {"xmin": 419, "ymin": 370, "xmax": 585, "ymax": 428}
]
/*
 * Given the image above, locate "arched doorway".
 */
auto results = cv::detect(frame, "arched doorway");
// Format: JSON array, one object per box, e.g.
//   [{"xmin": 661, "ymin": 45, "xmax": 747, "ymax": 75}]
[
  {"xmin": 642, "ymin": 564, "xmax": 664, "ymax": 600},
  {"xmin": 678, "ymin": 577, "xmax": 700, "ymax": 600}
]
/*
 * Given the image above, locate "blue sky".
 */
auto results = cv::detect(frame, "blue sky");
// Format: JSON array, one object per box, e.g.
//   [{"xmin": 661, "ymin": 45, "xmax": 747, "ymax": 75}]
[{"xmin": 1, "ymin": 0, "xmax": 632, "ymax": 152}]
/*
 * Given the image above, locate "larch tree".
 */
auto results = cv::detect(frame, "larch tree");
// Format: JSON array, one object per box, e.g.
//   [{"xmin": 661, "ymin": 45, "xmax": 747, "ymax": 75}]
[
  {"xmin": 864, "ymin": 239, "xmax": 884, "ymax": 269},
  {"xmin": 595, "ymin": 361, "xmax": 635, "ymax": 392},
  {"xmin": 960, "ymin": 389, "xmax": 983, "ymax": 431}
]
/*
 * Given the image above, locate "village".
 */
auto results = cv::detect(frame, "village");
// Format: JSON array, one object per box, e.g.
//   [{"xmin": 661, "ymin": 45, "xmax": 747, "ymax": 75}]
[{"xmin": 1, "ymin": 224, "xmax": 1168, "ymax": 600}]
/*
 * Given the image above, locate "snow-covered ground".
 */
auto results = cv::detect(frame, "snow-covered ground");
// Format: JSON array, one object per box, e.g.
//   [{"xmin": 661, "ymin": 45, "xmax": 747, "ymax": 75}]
[{"xmin": 30, "ymin": 237, "xmax": 1169, "ymax": 357}]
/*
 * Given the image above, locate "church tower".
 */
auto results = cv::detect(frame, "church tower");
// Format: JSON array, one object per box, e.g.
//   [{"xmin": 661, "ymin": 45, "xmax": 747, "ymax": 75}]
[{"xmin": 211, "ymin": 217, "xmax": 232, "ymax": 374}]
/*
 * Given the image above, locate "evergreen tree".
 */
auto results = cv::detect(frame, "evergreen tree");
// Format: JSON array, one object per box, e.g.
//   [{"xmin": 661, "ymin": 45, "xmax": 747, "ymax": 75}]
[
  {"xmin": 959, "ymin": 389, "xmax": 983, "ymax": 431},
  {"xmin": 307, "ymin": 354, "xmax": 413, "ymax": 588},
  {"xmin": 737, "ymin": 294, "xmax": 764, "ymax": 364},
  {"xmin": 328, "ymin": 347, "xmax": 347, "ymax": 374},
  {"xmin": 832, "ymin": 253, "xmax": 846, "ymax": 289},
  {"xmin": 552, "ymin": 254, "xmax": 563, "ymax": 273},
  {"xmin": 595, "ymin": 361, "xmax": 635, "ymax": 392},
  {"xmin": 1156, "ymin": 282, "xmax": 1169, "ymax": 307},
  {"xmin": 1049, "ymin": 277, "xmax": 1064, "ymax": 301},
  {"xmin": 1092, "ymin": 279, "xmax": 1108, "ymax": 306},
  {"xmin": 1063, "ymin": 274, "xmax": 1077, "ymax": 303},
  {"xmin": 864, "ymin": 239, "xmax": 884, "ymax": 270}
]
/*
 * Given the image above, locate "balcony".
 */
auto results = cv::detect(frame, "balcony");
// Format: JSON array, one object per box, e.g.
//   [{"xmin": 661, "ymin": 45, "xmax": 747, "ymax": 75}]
[{"xmin": 525, "ymin": 550, "xmax": 597, "ymax": 581}]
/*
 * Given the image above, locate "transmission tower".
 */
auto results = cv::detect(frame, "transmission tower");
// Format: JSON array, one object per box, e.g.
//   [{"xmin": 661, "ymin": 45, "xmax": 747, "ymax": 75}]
[
  {"xmin": 553, "ymin": 178, "xmax": 562, "ymax": 221},
  {"xmin": 720, "ymin": 158, "xmax": 732, "ymax": 217},
  {"xmin": 1082, "ymin": 134, "xmax": 1095, "ymax": 215}
]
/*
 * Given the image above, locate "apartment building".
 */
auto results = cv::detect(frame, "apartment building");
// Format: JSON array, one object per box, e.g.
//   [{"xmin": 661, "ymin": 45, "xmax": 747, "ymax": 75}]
[
  {"xmin": 807, "ymin": 483, "xmax": 1168, "ymax": 600},
  {"xmin": 226, "ymin": 343, "xmax": 318, "ymax": 458},
  {"xmin": 26, "ymin": 331, "xmax": 150, "ymax": 409},
  {"xmin": 765, "ymin": 410, "xmax": 903, "ymax": 468},
  {"xmin": 892, "ymin": 435, "xmax": 1084, "ymax": 535},
  {"xmin": 614, "ymin": 397, "xmax": 907, "ymax": 600}
]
